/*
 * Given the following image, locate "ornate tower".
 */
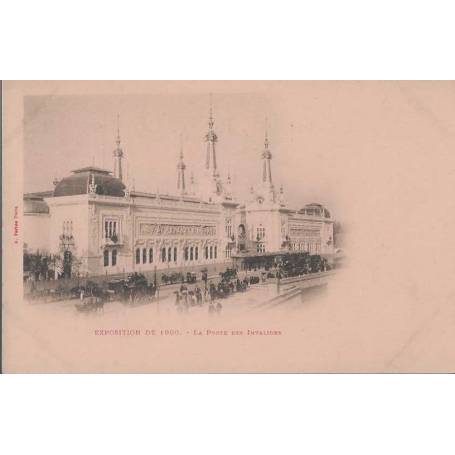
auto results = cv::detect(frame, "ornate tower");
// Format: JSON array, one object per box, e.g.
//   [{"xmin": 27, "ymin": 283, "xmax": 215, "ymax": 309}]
[
  {"xmin": 177, "ymin": 146, "xmax": 186, "ymax": 195},
  {"xmin": 279, "ymin": 184, "xmax": 285, "ymax": 206},
  {"xmin": 200, "ymin": 96, "xmax": 224, "ymax": 201},
  {"xmin": 225, "ymin": 169, "xmax": 233, "ymax": 200},
  {"xmin": 262, "ymin": 129, "xmax": 273, "ymax": 189},
  {"xmin": 189, "ymin": 171, "xmax": 196, "ymax": 196},
  {"xmin": 113, "ymin": 115, "xmax": 124, "ymax": 181},
  {"xmin": 205, "ymin": 100, "xmax": 218, "ymax": 177}
]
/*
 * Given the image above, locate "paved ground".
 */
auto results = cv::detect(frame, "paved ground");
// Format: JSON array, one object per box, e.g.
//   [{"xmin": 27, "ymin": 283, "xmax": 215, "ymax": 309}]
[{"xmin": 26, "ymin": 271, "xmax": 333, "ymax": 322}]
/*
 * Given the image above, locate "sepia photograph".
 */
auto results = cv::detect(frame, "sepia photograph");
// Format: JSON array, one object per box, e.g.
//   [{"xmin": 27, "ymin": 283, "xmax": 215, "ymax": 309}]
[
  {"xmin": 22, "ymin": 92, "xmax": 338, "ymax": 316},
  {"xmin": 3, "ymin": 80, "xmax": 455, "ymax": 373}
]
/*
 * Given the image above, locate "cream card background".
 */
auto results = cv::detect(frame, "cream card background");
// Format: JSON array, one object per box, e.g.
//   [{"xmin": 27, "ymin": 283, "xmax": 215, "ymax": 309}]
[{"xmin": 3, "ymin": 81, "xmax": 455, "ymax": 372}]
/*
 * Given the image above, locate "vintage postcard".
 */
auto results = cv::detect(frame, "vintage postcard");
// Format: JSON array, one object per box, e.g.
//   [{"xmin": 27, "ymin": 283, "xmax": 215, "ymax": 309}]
[{"xmin": 2, "ymin": 80, "xmax": 454, "ymax": 372}]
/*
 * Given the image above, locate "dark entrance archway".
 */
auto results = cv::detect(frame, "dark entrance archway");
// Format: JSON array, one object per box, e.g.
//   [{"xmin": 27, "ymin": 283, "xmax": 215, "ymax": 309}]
[{"xmin": 237, "ymin": 224, "xmax": 246, "ymax": 251}]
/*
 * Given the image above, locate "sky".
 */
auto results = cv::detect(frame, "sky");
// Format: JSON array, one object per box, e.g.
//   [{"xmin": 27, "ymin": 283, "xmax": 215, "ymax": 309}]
[
  {"xmin": 22, "ymin": 80, "xmax": 455, "ymax": 228},
  {"xmin": 23, "ymin": 86, "xmax": 346, "ymax": 217}
]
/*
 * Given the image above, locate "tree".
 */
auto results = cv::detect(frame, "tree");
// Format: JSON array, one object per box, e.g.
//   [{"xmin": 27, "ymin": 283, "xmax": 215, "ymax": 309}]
[
  {"xmin": 23, "ymin": 251, "xmax": 83, "ymax": 280},
  {"xmin": 24, "ymin": 251, "xmax": 52, "ymax": 280}
]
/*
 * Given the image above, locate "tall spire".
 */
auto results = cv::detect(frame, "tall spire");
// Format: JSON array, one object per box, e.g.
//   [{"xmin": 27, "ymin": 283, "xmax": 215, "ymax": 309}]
[
  {"xmin": 113, "ymin": 114, "xmax": 124, "ymax": 181},
  {"xmin": 279, "ymin": 184, "xmax": 285, "ymax": 205},
  {"xmin": 262, "ymin": 122, "xmax": 273, "ymax": 187},
  {"xmin": 209, "ymin": 93, "xmax": 214, "ymax": 129},
  {"xmin": 177, "ymin": 140, "xmax": 186, "ymax": 195},
  {"xmin": 189, "ymin": 170, "xmax": 196, "ymax": 196},
  {"xmin": 205, "ymin": 94, "xmax": 218, "ymax": 175},
  {"xmin": 224, "ymin": 168, "xmax": 234, "ymax": 200},
  {"xmin": 116, "ymin": 113, "xmax": 121, "ymax": 146},
  {"xmin": 124, "ymin": 160, "xmax": 131, "ymax": 198}
]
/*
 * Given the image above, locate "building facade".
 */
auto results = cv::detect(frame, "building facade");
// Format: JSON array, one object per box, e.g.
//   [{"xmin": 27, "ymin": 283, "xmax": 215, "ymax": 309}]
[{"xmin": 23, "ymin": 105, "xmax": 334, "ymax": 278}]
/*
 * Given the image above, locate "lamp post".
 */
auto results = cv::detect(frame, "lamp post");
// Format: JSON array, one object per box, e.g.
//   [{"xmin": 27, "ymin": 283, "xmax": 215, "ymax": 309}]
[
  {"xmin": 154, "ymin": 265, "xmax": 159, "ymax": 303},
  {"xmin": 59, "ymin": 231, "xmax": 75, "ymax": 279},
  {"xmin": 276, "ymin": 264, "xmax": 282, "ymax": 296}
]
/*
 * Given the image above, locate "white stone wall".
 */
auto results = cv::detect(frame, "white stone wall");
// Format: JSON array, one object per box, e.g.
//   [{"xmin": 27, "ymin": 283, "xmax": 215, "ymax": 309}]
[
  {"xmin": 45, "ymin": 195, "xmax": 90, "ymax": 272},
  {"xmin": 244, "ymin": 208, "xmax": 282, "ymax": 252},
  {"xmin": 92, "ymin": 199, "xmax": 131, "ymax": 276},
  {"xmin": 84, "ymin": 195, "xmax": 234, "ymax": 276},
  {"xmin": 37, "ymin": 191, "xmax": 336, "ymax": 278},
  {"xmin": 287, "ymin": 213, "xmax": 334, "ymax": 255}
]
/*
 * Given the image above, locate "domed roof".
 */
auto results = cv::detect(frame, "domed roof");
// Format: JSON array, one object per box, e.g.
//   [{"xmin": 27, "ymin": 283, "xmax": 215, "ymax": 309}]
[
  {"xmin": 300, "ymin": 203, "xmax": 331, "ymax": 218},
  {"xmin": 53, "ymin": 166, "xmax": 125, "ymax": 197}
]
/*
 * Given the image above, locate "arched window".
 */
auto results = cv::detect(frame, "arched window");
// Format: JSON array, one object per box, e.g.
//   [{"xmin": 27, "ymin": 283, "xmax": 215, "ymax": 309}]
[
  {"xmin": 168, "ymin": 247, "xmax": 172, "ymax": 262},
  {"xmin": 256, "ymin": 226, "xmax": 265, "ymax": 240},
  {"xmin": 104, "ymin": 249, "xmax": 109, "ymax": 267},
  {"xmin": 195, "ymin": 247, "xmax": 198, "ymax": 261},
  {"xmin": 205, "ymin": 246, "xmax": 208, "ymax": 259},
  {"xmin": 238, "ymin": 224, "xmax": 246, "ymax": 238},
  {"xmin": 149, "ymin": 248, "xmax": 153, "ymax": 263},
  {"xmin": 209, "ymin": 246, "xmax": 213, "ymax": 259},
  {"xmin": 161, "ymin": 247, "xmax": 166, "ymax": 263},
  {"xmin": 214, "ymin": 246, "xmax": 217, "ymax": 259},
  {"xmin": 142, "ymin": 248, "xmax": 146, "ymax": 263},
  {"xmin": 173, "ymin": 247, "xmax": 177, "ymax": 262},
  {"xmin": 225, "ymin": 218, "xmax": 232, "ymax": 238},
  {"xmin": 112, "ymin": 249, "xmax": 117, "ymax": 266},
  {"xmin": 190, "ymin": 247, "xmax": 194, "ymax": 261},
  {"xmin": 184, "ymin": 247, "xmax": 189, "ymax": 261},
  {"xmin": 136, "ymin": 248, "xmax": 140, "ymax": 264}
]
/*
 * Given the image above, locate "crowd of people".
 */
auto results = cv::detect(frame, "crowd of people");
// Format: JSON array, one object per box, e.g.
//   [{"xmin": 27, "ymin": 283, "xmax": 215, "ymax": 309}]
[{"xmin": 174, "ymin": 277, "xmax": 250, "ymax": 315}]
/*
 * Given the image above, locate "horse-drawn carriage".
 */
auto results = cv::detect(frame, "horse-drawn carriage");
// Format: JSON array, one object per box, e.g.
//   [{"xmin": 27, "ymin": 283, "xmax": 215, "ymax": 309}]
[
  {"xmin": 73, "ymin": 281, "xmax": 110, "ymax": 313},
  {"xmin": 110, "ymin": 273, "xmax": 156, "ymax": 305},
  {"xmin": 220, "ymin": 268, "xmax": 237, "ymax": 281},
  {"xmin": 74, "ymin": 294, "xmax": 106, "ymax": 313},
  {"xmin": 161, "ymin": 271, "xmax": 183, "ymax": 285},
  {"xmin": 208, "ymin": 268, "xmax": 246, "ymax": 299},
  {"xmin": 186, "ymin": 272, "xmax": 197, "ymax": 284},
  {"xmin": 72, "ymin": 273, "xmax": 156, "ymax": 311}
]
